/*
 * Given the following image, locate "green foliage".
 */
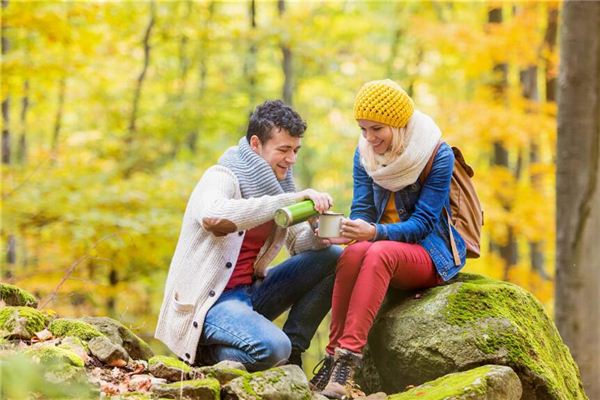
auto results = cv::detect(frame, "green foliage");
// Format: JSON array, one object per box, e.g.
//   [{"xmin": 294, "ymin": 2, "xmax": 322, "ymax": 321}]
[{"xmin": 49, "ymin": 318, "xmax": 104, "ymax": 341}]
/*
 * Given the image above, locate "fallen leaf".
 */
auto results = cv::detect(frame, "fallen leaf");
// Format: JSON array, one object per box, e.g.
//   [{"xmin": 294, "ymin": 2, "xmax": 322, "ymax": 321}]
[{"xmin": 109, "ymin": 358, "xmax": 128, "ymax": 368}]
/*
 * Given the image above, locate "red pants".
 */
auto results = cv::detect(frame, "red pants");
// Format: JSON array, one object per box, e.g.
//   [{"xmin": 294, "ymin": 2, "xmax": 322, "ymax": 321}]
[{"xmin": 327, "ymin": 240, "xmax": 442, "ymax": 354}]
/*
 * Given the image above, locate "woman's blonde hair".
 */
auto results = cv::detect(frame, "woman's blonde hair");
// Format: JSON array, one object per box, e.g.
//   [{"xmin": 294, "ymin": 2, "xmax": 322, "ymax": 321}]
[{"xmin": 361, "ymin": 125, "xmax": 409, "ymax": 171}]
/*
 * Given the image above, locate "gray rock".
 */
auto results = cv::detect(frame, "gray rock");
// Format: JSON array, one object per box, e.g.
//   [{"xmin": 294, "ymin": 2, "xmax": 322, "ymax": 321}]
[
  {"xmin": 152, "ymin": 377, "xmax": 220, "ymax": 399},
  {"xmin": 357, "ymin": 273, "xmax": 587, "ymax": 400},
  {"xmin": 88, "ymin": 335, "xmax": 129, "ymax": 365},
  {"xmin": 148, "ymin": 355, "xmax": 192, "ymax": 382},
  {"xmin": 196, "ymin": 360, "xmax": 250, "ymax": 385},
  {"xmin": 222, "ymin": 364, "xmax": 311, "ymax": 400},
  {"xmin": 59, "ymin": 336, "xmax": 89, "ymax": 364},
  {"xmin": 82, "ymin": 316, "xmax": 154, "ymax": 360},
  {"xmin": 387, "ymin": 365, "xmax": 521, "ymax": 399}
]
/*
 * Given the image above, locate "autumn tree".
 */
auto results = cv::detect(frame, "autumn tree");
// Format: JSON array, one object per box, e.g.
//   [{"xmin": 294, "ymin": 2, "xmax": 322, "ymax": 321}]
[{"xmin": 555, "ymin": 1, "xmax": 600, "ymax": 398}]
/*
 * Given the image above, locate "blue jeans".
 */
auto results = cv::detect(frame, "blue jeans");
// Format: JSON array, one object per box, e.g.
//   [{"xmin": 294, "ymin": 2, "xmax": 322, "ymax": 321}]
[{"xmin": 196, "ymin": 246, "xmax": 341, "ymax": 371}]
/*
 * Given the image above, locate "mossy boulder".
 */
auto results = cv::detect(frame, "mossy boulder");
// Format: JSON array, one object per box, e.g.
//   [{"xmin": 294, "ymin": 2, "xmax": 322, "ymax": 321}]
[
  {"xmin": 25, "ymin": 345, "xmax": 86, "ymax": 383},
  {"xmin": 0, "ymin": 283, "xmax": 38, "ymax": 307},
  {"xmin": 0, "ymin": 306, "xmax": 49, "ymax": 339},
  {"xmin": 152, "ymin": 377, "xmax": 220, "ymax": 399},
  {"xmin": 49, "ymin": 318, "xmax": 104, "ymax": 341},
  {"xmin": 82, "ymin": 316, "xmax": 154, "ymax": 360},
  {"xmin": 357, "ymin": 273, "xmax": 587, "ymax": 400},
  {"xmin": 388, "ymin": 364, "xmax": 522, "ymax": 399},
  {"xmin": 149, "ymin": 355, "xmax": 193, "ymax": 381},
  {"xmin": 222, "ymin": 364, "xmax": 311, "ymax": 400}
]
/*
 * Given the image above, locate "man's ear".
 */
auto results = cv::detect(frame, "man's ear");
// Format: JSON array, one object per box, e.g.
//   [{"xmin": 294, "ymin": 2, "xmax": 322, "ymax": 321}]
[{"xmin": 249, "ymin": 135, "xmax": 262, "ymax": 152}]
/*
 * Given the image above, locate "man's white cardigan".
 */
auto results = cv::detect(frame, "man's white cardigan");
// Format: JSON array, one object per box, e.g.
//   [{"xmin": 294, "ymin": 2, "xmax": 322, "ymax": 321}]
[{"xmin": 154, "ymin": 165, "xmax": 323, "ymax": 364}]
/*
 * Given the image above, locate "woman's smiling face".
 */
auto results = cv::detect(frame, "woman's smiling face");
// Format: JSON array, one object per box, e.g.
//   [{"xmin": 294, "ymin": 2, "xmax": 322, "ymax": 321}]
[{"xmin": 357, "ymin": 119, "xmax": 394, "ymax": 154}]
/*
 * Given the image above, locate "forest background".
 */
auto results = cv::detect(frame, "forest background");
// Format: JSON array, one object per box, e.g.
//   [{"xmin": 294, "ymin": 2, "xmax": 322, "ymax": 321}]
[{"xmin": 1, "ymin": 0, "xmax": 563, "ymax": 380}]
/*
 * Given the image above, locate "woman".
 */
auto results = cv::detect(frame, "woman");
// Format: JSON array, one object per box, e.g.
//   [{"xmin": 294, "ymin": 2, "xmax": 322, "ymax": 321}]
[{"xmin": 313, "ymin": 79, "xmax": 467, "ymax": 399}]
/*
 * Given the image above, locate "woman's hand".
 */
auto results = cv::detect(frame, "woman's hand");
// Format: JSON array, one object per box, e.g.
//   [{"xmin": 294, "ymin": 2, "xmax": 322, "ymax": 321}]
[
  {"xmin": 314, "ymin": 227, "xmax": 353, "ymax": 245},
  {"xmin": 340, "ymin": 218, "xmax": 376, "ymax": 241},
  {"xmin": 300, "ymin": 189, "xmax": 333, "ymax": 213}
]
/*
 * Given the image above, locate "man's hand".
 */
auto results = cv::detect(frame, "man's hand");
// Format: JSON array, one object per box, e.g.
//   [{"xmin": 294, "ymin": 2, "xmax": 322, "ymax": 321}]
[
  {"xmin": 340, "ymin": 218, "xmax": 376, "ymax": 241},
  {"xmin": 300, "ymin": 189, "xmax": 333, "ymax": 213}
]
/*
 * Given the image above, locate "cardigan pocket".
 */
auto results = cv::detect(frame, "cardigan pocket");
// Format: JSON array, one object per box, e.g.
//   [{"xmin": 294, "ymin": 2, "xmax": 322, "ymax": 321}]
[{"xmin": 172, "ymin": 291, "xmax": 195, "ymax": 313}]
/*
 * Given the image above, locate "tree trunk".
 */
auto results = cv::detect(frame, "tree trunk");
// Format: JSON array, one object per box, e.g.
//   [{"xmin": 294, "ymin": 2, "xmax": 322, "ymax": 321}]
[
  {"xmin": 127, "ymin": 1, "xmax": 156, "ymax": 137},
  {"xmin": 520, "ymin": 62, "xmax": 550, "ymax": 279},
  {"xmin": 556, "ymin": 1, "xmax": 600, "ymax": 398},
  {"xmin": 1, "ymin": 0, "xmax": 10, "ymax": 165},
  {"xmin": 106, "ymin": 266, "xmax": 118, "ymax": 316},
  {"xmin": 50, "ymin": 76, "xmax": 66, "ymax": 159},
  {"xmin": 278, "ymin": 0, "xmax": 293, "ymax": 105},
  {"xmin": 17, "ymin": 79, "xmax": 29, "ymax": 164},
  {"xmin": 245, "ymin": 0, "xmax": 258, "ymax": 108}
]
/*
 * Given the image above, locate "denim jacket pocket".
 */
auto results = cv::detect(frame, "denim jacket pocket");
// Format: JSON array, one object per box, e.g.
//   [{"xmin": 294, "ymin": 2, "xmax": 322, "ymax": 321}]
[{"xmin": 172, "ymin": 291, "xmax": 195, "ymax": 313}]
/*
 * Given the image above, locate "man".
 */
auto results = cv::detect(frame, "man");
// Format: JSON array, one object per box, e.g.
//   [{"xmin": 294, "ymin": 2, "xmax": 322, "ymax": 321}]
[{"xmin": 155, "ymin": 100, "xmax": 341, "ymax": 371}]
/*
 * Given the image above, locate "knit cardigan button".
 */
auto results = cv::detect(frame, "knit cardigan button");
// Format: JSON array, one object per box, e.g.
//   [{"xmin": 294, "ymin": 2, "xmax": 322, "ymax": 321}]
[
  {"xmin": 185, "ymin": 353, "xmax": 190, "ymax": 359},
  {"xmin": 209, "ymin": 290, "xmax": 216, "ymax": 297},
  {"xmin": 225, "ymin": 262, "xmax": 232, "ymax": 268},
  {"xmin": 238, "ymin": 231, "xmax": 243, "ymax": 236}
]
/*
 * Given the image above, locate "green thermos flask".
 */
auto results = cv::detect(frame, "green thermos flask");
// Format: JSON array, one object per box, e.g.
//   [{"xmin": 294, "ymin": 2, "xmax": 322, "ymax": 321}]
[{"xmin": 274, "ymin": 200, "xmax": 318, "ymax": 228}]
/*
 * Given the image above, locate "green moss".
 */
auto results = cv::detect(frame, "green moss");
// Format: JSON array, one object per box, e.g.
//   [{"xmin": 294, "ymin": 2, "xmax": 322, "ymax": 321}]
[
  {"xmin": 149, "ymin": 355, "xmax": 192, "ymax": 373},
  {"xmin": 0, "ymin": 283, "xmax": 38, "ymax": 307},
  {"xmin": 388, "ymin": 365, "xmax": 494, "ymax": 399},
  {"xmin": 0, "ymin": 306, "xmax": 49, "ymax": 336},
  {"xmin": 25, "ymin": 345, "xmax": 85, "ymax": 368},
  {"xmin": 445, "ymin": 274, "xmax": 584, "ymax": 399},
  {"xmin": 49, "ymin": 318, "xmax": 103, "ymax": 341}
]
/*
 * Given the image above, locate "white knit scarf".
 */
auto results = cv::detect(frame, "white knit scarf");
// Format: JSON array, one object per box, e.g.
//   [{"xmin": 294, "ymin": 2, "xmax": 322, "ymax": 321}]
[
  {"xmin": 358, "ymin": 110, "xmax": 442, "ymax": 192},
  {"xmin": 218, "ymin": 137, "xmax": 296, "ymax": 199}
]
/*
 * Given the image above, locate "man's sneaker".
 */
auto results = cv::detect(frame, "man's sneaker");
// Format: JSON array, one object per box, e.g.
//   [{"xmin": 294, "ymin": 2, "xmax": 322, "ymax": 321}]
[
  {"xmin": 309, "ymin": 354, "xmax": 334, "ymax": 391},
  {"xmin": 321, "ymin": 348, "xmax": 362, "ymax": 399}
]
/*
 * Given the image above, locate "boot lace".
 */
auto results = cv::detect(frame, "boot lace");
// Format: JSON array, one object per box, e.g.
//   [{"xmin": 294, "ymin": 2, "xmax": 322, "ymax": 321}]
[
  {"xmin": 330, "ymin": 353, "xmax": 354, "ymax": 385},
  {"xmin": 309, "ymin": 355, "xmax": 334, "ymax": 390}
]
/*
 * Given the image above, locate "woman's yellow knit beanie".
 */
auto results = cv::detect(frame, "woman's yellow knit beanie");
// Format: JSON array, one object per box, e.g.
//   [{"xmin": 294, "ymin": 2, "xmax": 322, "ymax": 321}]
[{"xmin": 353, "ymin": 79, "xmax": 414, "ymax": 128}]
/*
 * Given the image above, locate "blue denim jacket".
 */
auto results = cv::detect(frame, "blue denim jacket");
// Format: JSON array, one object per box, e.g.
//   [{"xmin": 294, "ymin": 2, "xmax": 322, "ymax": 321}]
[{"xmin": 350, "ymin": 142, "xmax": 466, "ymax": 281}]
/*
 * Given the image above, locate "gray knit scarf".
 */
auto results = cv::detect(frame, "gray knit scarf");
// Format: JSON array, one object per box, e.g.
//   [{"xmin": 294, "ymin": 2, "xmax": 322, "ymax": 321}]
[{"xmin": 218, "ymin": 137, "xmax": 296, "ymax": 198}]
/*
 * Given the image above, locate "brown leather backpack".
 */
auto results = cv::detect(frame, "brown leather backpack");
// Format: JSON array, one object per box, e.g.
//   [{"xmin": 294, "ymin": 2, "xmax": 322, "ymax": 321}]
[{"xmin": 419, "ymin": 141, "xmax": 483, "ymax": 265}]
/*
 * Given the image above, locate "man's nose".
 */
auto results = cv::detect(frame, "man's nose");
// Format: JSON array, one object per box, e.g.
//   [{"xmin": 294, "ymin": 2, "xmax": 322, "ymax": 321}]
[{"xmin": 286, "ymin": 152, "xmax": 297, "ymax": 164}]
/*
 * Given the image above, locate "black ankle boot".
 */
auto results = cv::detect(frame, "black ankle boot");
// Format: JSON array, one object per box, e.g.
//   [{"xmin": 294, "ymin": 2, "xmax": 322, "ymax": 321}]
[{"xmin": 287, "ymin": 348, "xmax": 303, "ymax": 369}]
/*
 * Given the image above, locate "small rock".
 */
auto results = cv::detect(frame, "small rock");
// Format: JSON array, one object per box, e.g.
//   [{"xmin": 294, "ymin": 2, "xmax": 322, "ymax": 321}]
[
  {"xmin": 82, "ymin": 317, "xmax": 154, "ymax": 361},
  {"xmin": 0, "ymin": 283, "xmax": 38, "ymax": 307},
  {"xmin": 223, "ymin": 364, "xmax": 310, "ymax": 400},
  {"xmin": 152, "ymin": 377, "xmax": 220, "ymax": 399},
  {"xmin": 88, "ymin": 335, "xmax": 129, "ymax": 365},
  {"xmin": 196, "ymin": 361, "xmax": 249, "ymax": 385},
  {"xmin": 148, "ymin": 355, "xmax": 192, "ymax": 382},
  {"xmin": 59, "ymin": 336, "xmax": 89, "ymax": 364}
]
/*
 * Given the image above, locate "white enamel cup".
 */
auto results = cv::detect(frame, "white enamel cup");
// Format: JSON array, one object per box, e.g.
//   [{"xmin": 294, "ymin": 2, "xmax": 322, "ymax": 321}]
[{"xmin": 318, "ymin": 212, "xmax": 344, "ymax": 238}]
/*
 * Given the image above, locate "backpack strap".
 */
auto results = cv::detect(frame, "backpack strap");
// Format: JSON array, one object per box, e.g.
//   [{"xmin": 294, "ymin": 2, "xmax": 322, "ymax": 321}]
[
  {"xmin": 418, "ymin": 141, "xmax": 461, "ymax": 267},
  {"xmin": 443, "ymin": 207, "xmax": 461, "ymax": 266},
  {"xmin": 418, "ymin": 141, "xmax": 443, "ymax": 185}
]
